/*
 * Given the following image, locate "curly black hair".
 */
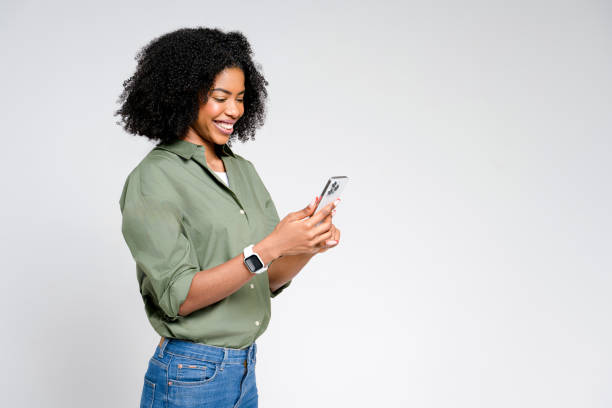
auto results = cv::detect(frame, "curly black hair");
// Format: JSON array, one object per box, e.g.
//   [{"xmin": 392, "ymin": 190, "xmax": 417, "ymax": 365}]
[{"xmin": 116, "ymin": 27, "xmax": 268, "ymax": 145}]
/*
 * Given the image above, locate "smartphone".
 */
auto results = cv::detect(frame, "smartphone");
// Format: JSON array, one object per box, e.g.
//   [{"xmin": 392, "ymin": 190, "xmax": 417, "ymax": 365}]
[{"xmin": 313, "ymin": 176, "xmax": 349, "ymax": 221}]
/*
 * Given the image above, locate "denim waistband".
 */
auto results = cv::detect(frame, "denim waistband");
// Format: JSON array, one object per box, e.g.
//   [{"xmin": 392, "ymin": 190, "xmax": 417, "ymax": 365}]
[{"xmin": 157, "ymin": 337, "xmax": 256, "ymax": 365}]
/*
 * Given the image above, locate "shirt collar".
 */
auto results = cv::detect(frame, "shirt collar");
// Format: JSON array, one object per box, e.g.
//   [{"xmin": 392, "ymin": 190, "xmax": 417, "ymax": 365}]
[
  {"xmin": 155, "ymin": 139, "xmax": 236, "ymax": 159},
  {"xmin": 219, "ymin": 143, "xmax": 237, "ymax": 158}
]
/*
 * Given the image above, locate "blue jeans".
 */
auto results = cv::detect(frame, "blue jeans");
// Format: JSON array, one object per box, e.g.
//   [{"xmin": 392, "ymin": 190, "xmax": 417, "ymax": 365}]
[{"xmin": 140, "ymin": 338, "xmax": 258, "ymax": 408}]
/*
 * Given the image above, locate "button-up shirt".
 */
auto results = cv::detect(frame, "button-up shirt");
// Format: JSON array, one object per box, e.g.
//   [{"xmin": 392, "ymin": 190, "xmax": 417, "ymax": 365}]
[{"xmin": 119, "ymin": 139, "xmax": 290, "ymax": 349}]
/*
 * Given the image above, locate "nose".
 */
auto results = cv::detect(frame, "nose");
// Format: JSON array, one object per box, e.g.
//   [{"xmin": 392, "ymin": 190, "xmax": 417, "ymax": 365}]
[{"xmin": 225, "ymin": 99, "xmax": 242, "ymax": 118}]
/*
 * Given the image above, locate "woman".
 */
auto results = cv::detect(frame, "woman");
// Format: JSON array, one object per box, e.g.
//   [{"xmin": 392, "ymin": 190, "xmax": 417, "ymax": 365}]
[{"xmin": 116, "ymin": 27, "xmax": 341, "ymax": 407}]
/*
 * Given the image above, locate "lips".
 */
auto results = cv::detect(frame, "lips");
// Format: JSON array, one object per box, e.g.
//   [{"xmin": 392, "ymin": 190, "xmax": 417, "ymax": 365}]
[{"xmin": 213, "ymin": 120, "xmax": 234, "ymax": 135}]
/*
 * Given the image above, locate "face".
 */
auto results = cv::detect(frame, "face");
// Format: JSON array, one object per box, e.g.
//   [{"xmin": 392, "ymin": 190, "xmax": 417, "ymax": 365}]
[{"xmin": 188, "ymin": 67, "xmax": 245, "ymax": 146}]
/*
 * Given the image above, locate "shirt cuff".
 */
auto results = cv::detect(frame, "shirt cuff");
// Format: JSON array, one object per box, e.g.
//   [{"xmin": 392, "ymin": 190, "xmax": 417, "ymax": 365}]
[
  {"xmin": 270, "ymin": 280, "xmax": 291, "ymax": 298},
  {"xmin": 163, "ymin": 268, "xmax": 199, "ymax": 319}
]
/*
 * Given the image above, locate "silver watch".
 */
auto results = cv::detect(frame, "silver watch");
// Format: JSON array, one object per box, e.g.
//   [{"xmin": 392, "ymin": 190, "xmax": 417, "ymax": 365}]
[{"xmin": 243, "ymin": 244, "xmax": 267, "ymax": 274}]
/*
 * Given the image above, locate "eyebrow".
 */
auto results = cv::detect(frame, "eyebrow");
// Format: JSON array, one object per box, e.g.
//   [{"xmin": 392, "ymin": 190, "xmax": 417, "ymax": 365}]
[{"xmin": 210, "ymin": 88, "xmax": 245, "ymax": 95}]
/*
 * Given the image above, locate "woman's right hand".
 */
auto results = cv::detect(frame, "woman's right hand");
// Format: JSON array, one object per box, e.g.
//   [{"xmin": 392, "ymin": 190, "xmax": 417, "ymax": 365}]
[{"xmin": 267, "ymin": 196, "xmax": 338, "ymax": 258}]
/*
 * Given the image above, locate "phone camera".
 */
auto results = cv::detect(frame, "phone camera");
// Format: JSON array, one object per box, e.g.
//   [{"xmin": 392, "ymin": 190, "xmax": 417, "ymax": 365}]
[{"xmin": 328, "ymin": 181, "xmax": 339, "ymax": 195}]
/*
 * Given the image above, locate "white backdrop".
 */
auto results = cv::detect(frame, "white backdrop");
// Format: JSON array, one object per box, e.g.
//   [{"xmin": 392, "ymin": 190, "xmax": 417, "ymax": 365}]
[{"xmin": 1, "ymin": 1, "xmax": 611, "ymax": 407}]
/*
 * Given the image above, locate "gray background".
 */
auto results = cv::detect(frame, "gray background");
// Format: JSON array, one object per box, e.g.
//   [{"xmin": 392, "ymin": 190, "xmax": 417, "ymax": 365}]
[{"xmin": 1, "ymin": 0, "xmax": 610, "ymax": 406}]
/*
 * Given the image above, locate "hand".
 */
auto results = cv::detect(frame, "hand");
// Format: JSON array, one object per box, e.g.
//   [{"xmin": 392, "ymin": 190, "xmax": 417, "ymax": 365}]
[
  {"xmin": 314, "ymin": 220, "xmax": 341, "ymax": 254},
  {"xmin": 266, "ymin": 196, "xmax": 338, "ymax": 257}
]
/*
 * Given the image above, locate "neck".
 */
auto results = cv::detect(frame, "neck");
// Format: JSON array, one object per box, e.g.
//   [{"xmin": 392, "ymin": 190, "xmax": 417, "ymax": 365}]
[{"xmin": 183, "ymin": 127, "xmax": 220, "ymax": 164}]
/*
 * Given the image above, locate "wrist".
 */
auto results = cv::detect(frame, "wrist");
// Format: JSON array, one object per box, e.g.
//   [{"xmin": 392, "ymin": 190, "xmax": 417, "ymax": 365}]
[{"xmin": 253, "ymin": 236, "xmax": 281, "ymax": 266}]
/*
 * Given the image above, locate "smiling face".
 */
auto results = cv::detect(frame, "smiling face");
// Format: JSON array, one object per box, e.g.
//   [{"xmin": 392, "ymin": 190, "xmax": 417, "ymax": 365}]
[{"xmin": 185, "ymin": 67, "xmax": 245, "ymax": 148}]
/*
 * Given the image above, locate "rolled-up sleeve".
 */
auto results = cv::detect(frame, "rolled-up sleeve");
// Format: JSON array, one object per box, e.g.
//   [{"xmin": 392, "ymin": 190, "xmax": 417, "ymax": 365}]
[
  {"xmin": 120, "ymin": 187, "xmax": 199, "ymax": 319},
  {"xmin": 270, "ymin": 280, "xmax": 291, "ymax": 298}
]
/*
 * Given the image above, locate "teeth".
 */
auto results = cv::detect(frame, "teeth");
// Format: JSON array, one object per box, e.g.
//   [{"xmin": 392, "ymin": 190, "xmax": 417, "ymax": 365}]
[{"xmin": 215, "ymin": 121, "xmax": 233, "ymax": 130}]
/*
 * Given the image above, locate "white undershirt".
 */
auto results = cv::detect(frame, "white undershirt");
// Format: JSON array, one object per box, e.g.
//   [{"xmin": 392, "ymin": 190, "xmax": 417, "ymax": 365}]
[{"xmin": 213, "ymin": 170, "xmax": 229, "ymax": 187}]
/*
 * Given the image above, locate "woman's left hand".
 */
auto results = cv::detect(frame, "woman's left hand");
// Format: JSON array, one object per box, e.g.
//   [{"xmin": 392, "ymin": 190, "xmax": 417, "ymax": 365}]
[{"xmin": 315, "ymin": 221, "xmax": 341, "ymax": 254}]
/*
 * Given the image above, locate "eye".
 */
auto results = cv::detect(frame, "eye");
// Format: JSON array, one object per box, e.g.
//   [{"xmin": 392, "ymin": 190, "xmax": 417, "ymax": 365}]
[{"xmin": 213, "ymin": 98, "xmax": 243, "ymax": 103}]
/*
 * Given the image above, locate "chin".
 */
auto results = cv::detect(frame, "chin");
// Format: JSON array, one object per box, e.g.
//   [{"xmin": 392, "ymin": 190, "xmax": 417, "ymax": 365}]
[
  {"xmin": 208, "ymin": 127, "xmax": 231, "ymax": 145},
  {"xmin": 215, "ymin": 135, "xmax": 230, "ymax": 145}
]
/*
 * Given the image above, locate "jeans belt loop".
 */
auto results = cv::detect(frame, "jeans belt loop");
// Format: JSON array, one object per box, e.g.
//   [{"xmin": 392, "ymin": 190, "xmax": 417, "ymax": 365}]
[
  {"xmin": 157, "ymin": 336, "xmax": 169, "ymax": 358},
  {"xmin": 220, "ymin": 348, "xmax": 228, "ymax": 371}
]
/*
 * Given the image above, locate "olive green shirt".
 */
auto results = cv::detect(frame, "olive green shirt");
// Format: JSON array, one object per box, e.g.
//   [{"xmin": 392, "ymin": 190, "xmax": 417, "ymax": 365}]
[{"xmin": 119, "ymin": 140, "xmax": 290, "ymax": 349}]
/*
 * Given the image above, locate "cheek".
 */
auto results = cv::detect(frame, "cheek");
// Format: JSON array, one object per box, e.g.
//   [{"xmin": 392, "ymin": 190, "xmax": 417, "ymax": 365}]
[{"xmin": 201, "ymin": 102, "xmax": 224, "ymax": 121}]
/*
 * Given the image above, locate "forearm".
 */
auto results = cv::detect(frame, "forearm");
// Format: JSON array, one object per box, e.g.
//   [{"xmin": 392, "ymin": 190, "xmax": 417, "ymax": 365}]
[
  {"xmin": 267, "ymin": 252, "xmax": 315, "ymax": 293},
  {"xmin": 178, "ymin": 254, "xmax": 251, "ymax": 316},
  {"xmin": 178, "ymin": 237, "xmax": 279, "ymax": 316}
]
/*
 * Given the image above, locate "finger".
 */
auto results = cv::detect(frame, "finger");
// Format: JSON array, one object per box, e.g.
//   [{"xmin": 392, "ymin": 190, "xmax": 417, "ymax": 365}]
[
  {"xmin": 287, "ymin": 196, "xmax": 320, "ymax": 221},
  {"xmin": 313, "ymin": 242, "xmax": 328, "ymax": 253},
  {"xmin": 330, "ymin": 198, "xmax": 340, "ymax": 217},
  {"xmin": 307, "ymin": 199, "xmax": 337, "ymax": 227},
  {"xmin": 321, "ymin": 235, "xmax": 338, "ymax": 248},
  {"xmin": 311, "ymin": 213, "xmax": 333, "ymax": 236},
  {"xmin": 311, "ymin": 229, "xmax": 334, "ymax": 247},
  {"xmin": 325, "ymin": 225, "xmax": 339, "ymax": 247}
]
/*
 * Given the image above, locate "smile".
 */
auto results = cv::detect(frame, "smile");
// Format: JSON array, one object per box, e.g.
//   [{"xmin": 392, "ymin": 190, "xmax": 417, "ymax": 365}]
[{"xmin": 213, "ymin": 120, "xmax": 233, "ymax": 135}]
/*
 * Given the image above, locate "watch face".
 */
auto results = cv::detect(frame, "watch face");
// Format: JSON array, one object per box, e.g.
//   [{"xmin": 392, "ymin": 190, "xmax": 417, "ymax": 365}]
[{"xmin": 245, "ymin": 254, "xmax": 264, "ymax": 272}]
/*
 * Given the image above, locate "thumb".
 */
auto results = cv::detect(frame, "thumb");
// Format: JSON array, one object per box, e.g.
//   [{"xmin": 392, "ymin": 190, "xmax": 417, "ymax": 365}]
[{"xmin": 289, "ymin": 196, "xmax": 319, "ymax": 221}]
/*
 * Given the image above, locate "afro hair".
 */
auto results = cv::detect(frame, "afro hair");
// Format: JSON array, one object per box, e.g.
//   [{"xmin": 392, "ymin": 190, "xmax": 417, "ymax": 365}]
[{"xmin": 116, "ymin": 27, "xmax": 269, "ymax": 145}]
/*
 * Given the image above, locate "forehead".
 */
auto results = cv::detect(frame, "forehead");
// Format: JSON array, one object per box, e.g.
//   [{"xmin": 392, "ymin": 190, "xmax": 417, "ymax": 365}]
[{"xmin": 211, "ymin": 67, "xmax": 245, "ymax": 91}]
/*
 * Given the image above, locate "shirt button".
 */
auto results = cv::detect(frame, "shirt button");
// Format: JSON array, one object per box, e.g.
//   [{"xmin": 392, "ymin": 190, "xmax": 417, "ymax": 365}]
[
  {"xmin": 239, "ymin": 209, "xmax": 245, "ymax": 215},
  {"xmin": 255, "ymin": 321, "xmax": 260, "ymax": 326},
  {"xmin": 250, "ymin": 283, "xmax": 255, "ymax": 289}
]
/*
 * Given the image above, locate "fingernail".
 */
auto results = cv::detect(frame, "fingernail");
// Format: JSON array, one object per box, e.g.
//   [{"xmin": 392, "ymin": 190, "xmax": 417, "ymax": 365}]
[
  {"xmin": 331, "ymin": 209, "xmax": 336, "ymax": 216},
  {"xmin": 326, "ymin": 240, "xmax": 338, "ymax": 246},
  {"xmin": 309, "ymin": 197, "xmax": 317, "ymax": 208},
  {"xmin": 333, "ymin": 198, "xmax": 341, "ymax": 207}
]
